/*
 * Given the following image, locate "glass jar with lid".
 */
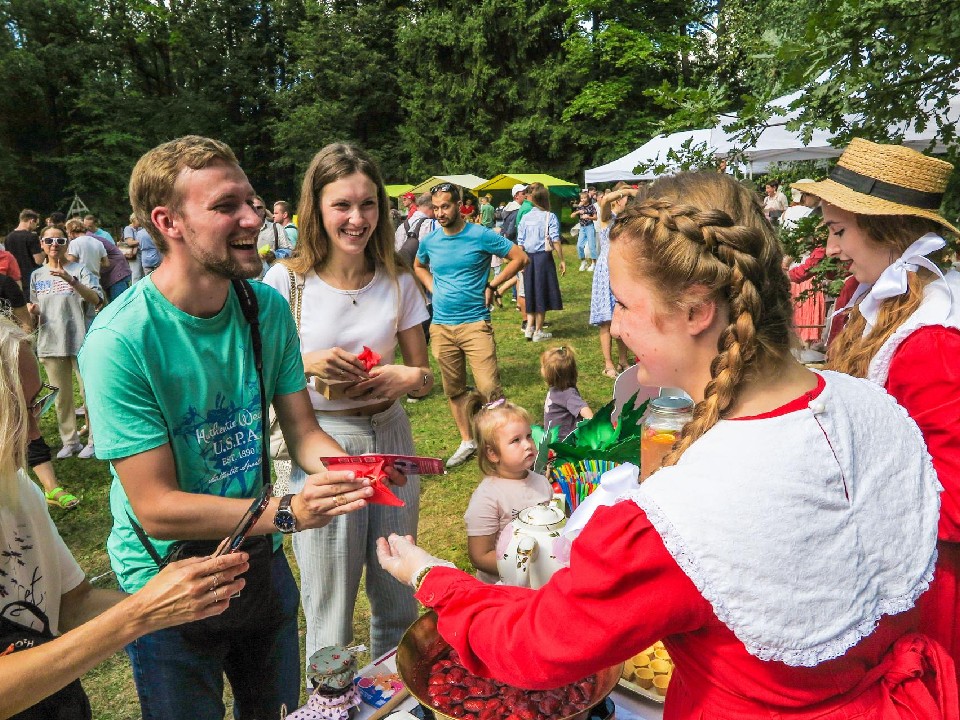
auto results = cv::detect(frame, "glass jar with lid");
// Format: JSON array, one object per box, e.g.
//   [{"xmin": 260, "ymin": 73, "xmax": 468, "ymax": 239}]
[{"xmin": 640, "ymin": 396, "xmax": 694, "ymax": 481}]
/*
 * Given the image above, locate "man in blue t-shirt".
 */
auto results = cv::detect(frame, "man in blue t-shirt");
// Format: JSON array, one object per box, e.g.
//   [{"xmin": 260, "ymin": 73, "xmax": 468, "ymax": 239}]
[
  {"xmin": 415, "ymin": 183, "xmax": 527, "ymax": 468},
  {"xmin": 78, "ymin": 135, "xmax": 379, "ymax": 720}
]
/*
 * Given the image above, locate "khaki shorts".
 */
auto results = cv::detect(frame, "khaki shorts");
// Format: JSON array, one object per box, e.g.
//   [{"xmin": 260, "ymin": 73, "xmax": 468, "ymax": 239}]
[{"xmin": 430, "ymin": 320, "xmax": 502, "ymax": 400}]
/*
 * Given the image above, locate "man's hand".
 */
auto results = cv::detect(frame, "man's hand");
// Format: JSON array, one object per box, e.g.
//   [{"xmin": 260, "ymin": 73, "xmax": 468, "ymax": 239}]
[{"xmin": 291, "ymin": 469, "xmax": 374, "ymax": 530}]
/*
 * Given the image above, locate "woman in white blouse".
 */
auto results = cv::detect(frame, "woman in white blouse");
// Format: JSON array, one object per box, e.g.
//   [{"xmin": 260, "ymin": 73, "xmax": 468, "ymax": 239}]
[{"xmin": 263, "ymin": 143, "xmax": 433, "ymax": 665}]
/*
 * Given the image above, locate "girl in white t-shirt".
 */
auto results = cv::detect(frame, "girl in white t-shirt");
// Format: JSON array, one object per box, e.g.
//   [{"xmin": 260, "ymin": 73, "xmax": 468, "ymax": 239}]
[
  {"xmin": 262, "ymin": 142, "xmax": 434, "ymax": 664},
  {"xmin": 462, "ymin": 398, "xmax": 553, "ymax": 583}
]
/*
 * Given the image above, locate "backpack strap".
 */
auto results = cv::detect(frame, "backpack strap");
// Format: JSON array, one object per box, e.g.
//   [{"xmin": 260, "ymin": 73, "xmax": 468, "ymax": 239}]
[
  {"xmin": 1, "ymin": 600, "xmax": 52, "ymax": 638},
  {"xmin": 230, "ymin": 279, "xmax": 271, "ymax": 490},
  {"xmin": 126, "ymin": 280, "xmax": 273, "ymax": 568}
]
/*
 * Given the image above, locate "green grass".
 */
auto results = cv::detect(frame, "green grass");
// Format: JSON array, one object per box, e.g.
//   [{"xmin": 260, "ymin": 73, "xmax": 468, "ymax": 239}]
[{"xmin": 42, "ymin": 261, "xmax": 618, "ymax": 719}]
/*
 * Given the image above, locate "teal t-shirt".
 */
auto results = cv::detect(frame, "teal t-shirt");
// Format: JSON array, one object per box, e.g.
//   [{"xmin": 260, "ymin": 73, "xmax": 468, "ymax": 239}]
[
  {"xmin": 416, "ymin": 222, "xmax": 514, "ymax": 325},
  {"xmin": 78, "ymin": 278, "xmax": 306, "ymax": 592},
  {"xmin": 516, "ymin": 199, "xmax": 534, "ymax": 227}
]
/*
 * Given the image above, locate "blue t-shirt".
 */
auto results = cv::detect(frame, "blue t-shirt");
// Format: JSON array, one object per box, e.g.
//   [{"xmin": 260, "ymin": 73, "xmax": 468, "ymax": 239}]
[
  {"xmin": 93, "ymin": 228, "xmax": 115, "ymax": 245},
  {"xmin": 417, "ymin": 222, "xmax": 514, "ymax": 325},
  {"xmin": 123, "ymin": 225, "xmax": 161, "ymax": 268},
  {"xmin": 78, "ymin": 278, "xmax": 305, "ymax": 592}
]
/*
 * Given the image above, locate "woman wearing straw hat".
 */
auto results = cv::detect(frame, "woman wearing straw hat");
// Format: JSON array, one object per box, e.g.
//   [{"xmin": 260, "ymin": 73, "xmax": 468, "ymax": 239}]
[{"xmin": 794, "ymin": 138, "xmax": 960, "ymax": 678}]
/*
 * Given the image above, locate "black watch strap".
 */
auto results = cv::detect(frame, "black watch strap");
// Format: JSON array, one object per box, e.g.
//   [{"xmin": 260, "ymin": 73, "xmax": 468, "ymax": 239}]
[{"xmin": 274, "ymin": 493, "xmax": 298, "ymax": 533}]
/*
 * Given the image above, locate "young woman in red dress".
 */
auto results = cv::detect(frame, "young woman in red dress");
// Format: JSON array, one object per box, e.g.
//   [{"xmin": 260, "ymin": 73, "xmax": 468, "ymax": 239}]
[
  {"xmin": 378, "ymin": 170, "xmax": 957, "ymax": 719},
  {"xmin": 795, "ymin": 139, "xmax": 960, "ymax": 683}
]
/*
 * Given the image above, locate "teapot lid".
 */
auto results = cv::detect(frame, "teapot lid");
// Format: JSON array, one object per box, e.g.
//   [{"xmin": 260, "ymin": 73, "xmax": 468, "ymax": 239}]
[{"xmin": 519, "ymin": 503, "xmax": 566, "ymax": 527}]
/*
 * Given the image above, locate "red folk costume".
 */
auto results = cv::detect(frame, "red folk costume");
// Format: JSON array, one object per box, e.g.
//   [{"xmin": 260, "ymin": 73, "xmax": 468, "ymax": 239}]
[
  {"xmin": 417, "ymin": 372, "xmax": 956, "ymax": 719},
  {"xmin": 868, "ymin": 270, "xmax": 960, "ymax": 678}
]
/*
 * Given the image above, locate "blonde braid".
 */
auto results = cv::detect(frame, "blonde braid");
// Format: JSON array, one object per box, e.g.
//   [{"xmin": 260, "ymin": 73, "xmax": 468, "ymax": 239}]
[
  {"xmin": 662, "ymin": 219, "xmax": 767, "ymax": 466},
  {"xmin": 610, "ymin": 173, "xmax": 793, "ymax": 470}
]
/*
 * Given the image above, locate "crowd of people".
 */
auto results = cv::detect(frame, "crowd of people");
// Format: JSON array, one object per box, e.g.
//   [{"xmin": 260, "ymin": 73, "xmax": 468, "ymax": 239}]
[{"xmin": 2, "ymin": 133, "xmax": 960, "ymax": 720}]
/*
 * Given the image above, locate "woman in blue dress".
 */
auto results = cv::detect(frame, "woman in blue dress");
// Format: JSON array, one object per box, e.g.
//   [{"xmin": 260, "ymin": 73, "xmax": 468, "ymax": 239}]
[
  {"xmin": 517, "ymin": 183, "xmax": 566, "ymax": 343},
  {"xmin": 590, "ymin": 184, "xmax": 639, "ymax": 377}
]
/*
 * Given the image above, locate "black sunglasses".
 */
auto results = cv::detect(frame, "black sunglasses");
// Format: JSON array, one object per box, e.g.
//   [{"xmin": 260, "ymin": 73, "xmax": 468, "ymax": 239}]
[
  {"xmin": 430, "ymin": 183, "xmax": 455, "ymax": 194},
  {"xmin": 30, "ymin": 383, "xmax": 59, "ymax": 418}
]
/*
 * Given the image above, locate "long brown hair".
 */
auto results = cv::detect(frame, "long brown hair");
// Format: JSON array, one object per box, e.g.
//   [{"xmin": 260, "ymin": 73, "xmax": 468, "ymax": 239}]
[
  {"xmin": 610, "ymin": 172, "xmax": 793, "ymax": 466},
  {"xmin": 284, "ymin": 143, "xmax": 400, "ymax": 279},
  {"xmin": 827, "ymin": 214, "xmax": 946, "ymax": 377}
]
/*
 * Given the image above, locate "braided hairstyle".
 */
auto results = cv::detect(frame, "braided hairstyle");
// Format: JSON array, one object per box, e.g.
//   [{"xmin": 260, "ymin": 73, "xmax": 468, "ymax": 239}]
[{"xmin": 610, "ymin": 173, "xmax": 794, "ymax": 466}]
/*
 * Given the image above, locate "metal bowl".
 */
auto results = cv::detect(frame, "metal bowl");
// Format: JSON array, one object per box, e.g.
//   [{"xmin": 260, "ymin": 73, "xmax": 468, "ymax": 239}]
[{"xmin": 397, "ymin": 610, "xmax": 623, "ymax": 720}]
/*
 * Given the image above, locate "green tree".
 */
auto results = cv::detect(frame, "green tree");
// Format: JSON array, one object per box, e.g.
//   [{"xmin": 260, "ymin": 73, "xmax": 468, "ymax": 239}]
[{"xmin": 273, "ymin": 0, "xmax": 405, "ymax": 184}]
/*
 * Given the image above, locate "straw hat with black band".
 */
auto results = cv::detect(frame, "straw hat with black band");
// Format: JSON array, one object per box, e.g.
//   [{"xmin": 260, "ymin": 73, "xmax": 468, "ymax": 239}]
[{"xmin": 792, "ymin": 138, "xmax": 958, "ymax": 235}]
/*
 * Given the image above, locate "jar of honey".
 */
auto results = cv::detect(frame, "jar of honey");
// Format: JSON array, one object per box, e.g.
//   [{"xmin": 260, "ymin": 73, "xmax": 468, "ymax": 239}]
[{"xmin": 640, "ymin": 396, "xmax": 694, "ymax": 481}]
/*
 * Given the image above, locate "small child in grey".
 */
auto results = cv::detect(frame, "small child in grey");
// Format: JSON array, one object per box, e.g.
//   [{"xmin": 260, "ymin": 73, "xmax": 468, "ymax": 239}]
[{"xmin": 541, "ymin": 346, "xmax": 594, "ymax": 439}]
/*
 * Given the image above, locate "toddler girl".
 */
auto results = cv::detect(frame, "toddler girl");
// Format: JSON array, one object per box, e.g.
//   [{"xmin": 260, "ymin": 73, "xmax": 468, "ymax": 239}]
[
  {"xmin": 541, "ymin": 346, "xmax": 593, "ymax": 440},
  {"xmin": 463, "ymin": 397, "xmax": 553, "ymax": 583}
]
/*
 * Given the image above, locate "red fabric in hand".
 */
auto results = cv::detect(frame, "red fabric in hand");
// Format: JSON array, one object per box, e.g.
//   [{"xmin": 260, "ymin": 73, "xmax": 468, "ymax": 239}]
[
  {"xmin": 328, "ymin": 459, "xmax": 403, "ymax": 506},
  {"xmin": 357, "ymin": 346, "xmax": 381, "ymax": 372}
]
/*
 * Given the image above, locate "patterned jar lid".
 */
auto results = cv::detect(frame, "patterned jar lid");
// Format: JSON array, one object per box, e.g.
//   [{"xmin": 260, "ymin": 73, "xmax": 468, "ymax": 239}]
[{"xmin": 307, "ymin": 646, "xmax": 358, "ymax": 691}]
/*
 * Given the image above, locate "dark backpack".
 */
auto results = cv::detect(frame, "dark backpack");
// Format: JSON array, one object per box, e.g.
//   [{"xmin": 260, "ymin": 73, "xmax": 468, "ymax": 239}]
[
  {"xmin": 501, "ymin": 209, "xmax": 519, "ymax": 242},
  {"xmin": 398, "ymin": 217, "xmax": 427, "ymax": 266},
  {"xmin": 1, "ymin": 601, "xmax": 92, "ymax": 719}
]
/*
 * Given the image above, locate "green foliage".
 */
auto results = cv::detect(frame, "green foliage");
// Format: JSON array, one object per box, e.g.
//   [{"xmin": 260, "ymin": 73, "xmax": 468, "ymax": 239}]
[
  {"xmin": 4, "ymin": 0, "xmax": 960, "ymax": 233},
  {"xmin": 779, "ymin": 213, "xmax": 846, "ymax": 299}
]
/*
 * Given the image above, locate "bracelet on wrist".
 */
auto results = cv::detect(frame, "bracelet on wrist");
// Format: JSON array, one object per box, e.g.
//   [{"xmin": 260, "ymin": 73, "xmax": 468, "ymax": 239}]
[{"xmin": 412, "ymin": 565, "xmax": 434, "ymax": 592}]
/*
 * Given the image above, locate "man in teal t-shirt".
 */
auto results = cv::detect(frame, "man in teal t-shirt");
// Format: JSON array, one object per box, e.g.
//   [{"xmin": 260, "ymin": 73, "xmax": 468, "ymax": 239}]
[
  {"xmin": 78, "ymin": 136, "xmax": 374, "ymax": 720},
  {"xmin": 415, "ymin": 183, "xmax": 527, "ymax": 468},
  {"xmin": 516, "ymin": 186, "xmax": 535, "ymax": 226}
]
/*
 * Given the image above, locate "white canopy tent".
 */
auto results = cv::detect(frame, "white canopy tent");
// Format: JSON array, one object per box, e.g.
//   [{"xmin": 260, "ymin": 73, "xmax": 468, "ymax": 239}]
[
  {"xmin": 587, "ymin": 81, "xmax": 960, "ymax": 185},
  {"xmin": 584, "ymin": 129, "xmax": 714, "ymax": 184},
  {"xmin": 709, "ymin": 88, "xmax": 845, "ymax": 164}
]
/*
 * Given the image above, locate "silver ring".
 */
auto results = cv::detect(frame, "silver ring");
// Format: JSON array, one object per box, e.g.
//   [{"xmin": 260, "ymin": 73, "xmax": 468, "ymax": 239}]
[
  {"xmin": 212, "ymin": 588, "xmax": 221, "ymax": 603},
  {"xmin": 210, "ymin": 573, "xmax": 221, "ymax": 591},
  {"xmin": 337, "ymin": 368, "xmax": 345, "ymax": 378}
]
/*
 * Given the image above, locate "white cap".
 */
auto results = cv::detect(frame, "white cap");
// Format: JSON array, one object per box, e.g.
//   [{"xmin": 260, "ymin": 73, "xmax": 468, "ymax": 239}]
[
  {"xmin": 791, "ymin": 179, "xmax": 815, "ymax": 204},
  {"xmin": 511, "ymin": 183, "xmax": 528, "ymax": 196}
]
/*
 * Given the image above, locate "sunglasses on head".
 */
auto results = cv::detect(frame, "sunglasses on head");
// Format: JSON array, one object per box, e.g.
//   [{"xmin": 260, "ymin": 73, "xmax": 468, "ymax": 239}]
[
  {"xmin": 42, "ymin": 237, "xmax": 67, "ymax": 246},
  {"xmin": 430, "ymin": 183, "xmax": 456, "ymax": 194},
  {"xmin": 30, "ymin": 383, "xmax": 59, "ymax": 418}
]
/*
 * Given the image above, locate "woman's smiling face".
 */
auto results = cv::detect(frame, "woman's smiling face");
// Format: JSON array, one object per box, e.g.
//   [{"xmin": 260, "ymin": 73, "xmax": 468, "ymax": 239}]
[
  {"xmin": 321, "ymin": 172, "xmax": 379, "ymax": 257},
  {"xmin": 821, "ymin": 203, "xmax": 895, "ymax": 284}
]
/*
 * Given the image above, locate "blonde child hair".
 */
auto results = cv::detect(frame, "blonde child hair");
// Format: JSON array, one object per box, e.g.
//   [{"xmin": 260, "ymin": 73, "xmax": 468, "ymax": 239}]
[
  {"xmin": 540, "ymin": 345, "xmax": 578, "ymax": 391},
  {"xmin": 464, "ymin": 395, "xmax": 533, "ymax": 476}
]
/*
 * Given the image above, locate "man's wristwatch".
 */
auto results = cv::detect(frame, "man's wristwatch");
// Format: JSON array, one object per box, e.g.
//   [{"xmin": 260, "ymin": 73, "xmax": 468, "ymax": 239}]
[{"xmin": 274, "ymin": 494, "xmax": 298, "ymax": 534}]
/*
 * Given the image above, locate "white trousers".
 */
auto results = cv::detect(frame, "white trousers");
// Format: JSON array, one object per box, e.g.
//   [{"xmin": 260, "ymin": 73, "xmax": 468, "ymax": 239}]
[{"xmin": 289, "ymin": 402, "xmax": 420, "ymax": 664}]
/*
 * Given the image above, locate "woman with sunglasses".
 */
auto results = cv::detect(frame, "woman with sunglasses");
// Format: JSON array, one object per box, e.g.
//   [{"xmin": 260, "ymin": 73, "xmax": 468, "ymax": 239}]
[
  {"xmin": 28, "ymin": 226, "xmax": 102, "ymax": 464},
  {"xmin": 0, "ymin": 315, "xmax": 250, "ymax": 718}
]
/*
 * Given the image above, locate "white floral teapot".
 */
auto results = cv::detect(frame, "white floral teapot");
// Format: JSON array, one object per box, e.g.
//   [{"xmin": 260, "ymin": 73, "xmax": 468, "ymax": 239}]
[{"xmin": 497, "ymin": 499, "xmax": 569, "ymax": 589}]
